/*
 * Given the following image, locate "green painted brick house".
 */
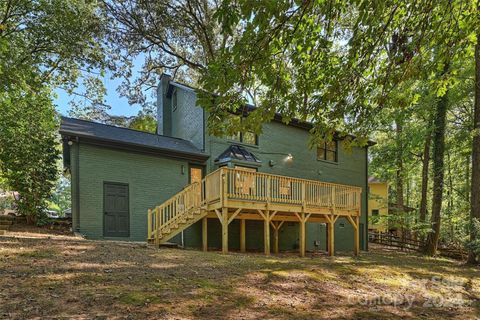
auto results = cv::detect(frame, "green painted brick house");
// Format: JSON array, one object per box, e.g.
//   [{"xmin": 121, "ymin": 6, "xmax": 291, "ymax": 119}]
[{"xmin": 61, "ymin": 74, "xmax": 372, "ymax": 254}]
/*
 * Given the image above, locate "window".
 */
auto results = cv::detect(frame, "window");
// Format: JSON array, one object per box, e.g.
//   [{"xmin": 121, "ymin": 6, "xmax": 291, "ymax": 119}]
[
  {"xmin": 317, "ymin": 140, "xmax": 338, "ymax": 162},
  {"xmin": 242, "ymin": 131, "xmax": 257, "ymax": 145},
  {"xmin": 226, "ymin": 116, "xmax": 258, "ymax": 145},
  {"xmin": 228, "ymin": 131, "xmax": 241, "ymax": 142},
  {"xmin": 372, "ymin": 209, "xmax": 379, "ymax": 216},
  {"xmin": 228, "ymin": 131, "xmax": 258, "ymax": 145}
]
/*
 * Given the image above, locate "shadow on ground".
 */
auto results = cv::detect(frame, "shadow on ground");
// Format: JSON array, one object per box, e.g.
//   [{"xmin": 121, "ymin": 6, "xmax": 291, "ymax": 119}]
[{"xmin": 0, "ymin": 229, "xmax": 479, "ymax": 319}]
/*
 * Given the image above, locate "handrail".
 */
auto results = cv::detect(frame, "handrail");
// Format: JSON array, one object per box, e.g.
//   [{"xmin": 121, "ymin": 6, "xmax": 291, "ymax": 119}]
[{"xmin": 147, "ymin": 182, "xmax": 201, "ymax": 240}]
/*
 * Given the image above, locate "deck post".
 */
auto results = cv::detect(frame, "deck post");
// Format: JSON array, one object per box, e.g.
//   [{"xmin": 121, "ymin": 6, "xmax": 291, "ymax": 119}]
[
  {"xmin": 273, "ymin": 222, "xmax": 279, "ymax": 254},
  {"xmin": 221, "ymin": 207, "xmax": 229, "ymax": 254},
  {"xmin": 240, "ymin": 219, "xmax": 246, "ymax": 253},
  {"xmin": 299, "ymin": 212, "xmax": 306, "ymax": 257},
  {"xmin": 147, "ymin": 209, "xmax": 152, "ymax": 240},
  {"xmin": 328, "ymin": 216, "xmax": 335, "ymax": 256},
  {"xmin": 155, "ymin": 207, "xmax": 161, "ymax": 247},
  {"xmin": 354, "ymin": 216, "xmax": 360, "ymax": 256},
  {"xmin": 264, "ymin": 210, "xmax": 270, "ymax": 255},
  {"xmin": 202, "ymin": 217, "xmax": 208, "ymax": 252}
]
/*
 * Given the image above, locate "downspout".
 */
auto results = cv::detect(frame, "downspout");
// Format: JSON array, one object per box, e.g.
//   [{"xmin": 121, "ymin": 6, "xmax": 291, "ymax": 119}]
[{"xmin": 75, "ymin": 137, "xmax": 80, "ymax": 232}]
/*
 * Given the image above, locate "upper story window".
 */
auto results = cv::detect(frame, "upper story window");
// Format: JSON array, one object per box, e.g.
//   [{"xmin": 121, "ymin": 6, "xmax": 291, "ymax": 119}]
[
  {"xmin": 227, "ymin": 116, "xmax": 258, "ymax": 145},
  {"xmin": 317, "ymin": 140, "xmax": 338, "ymax": 162},
  {"xmin": 228, "ymin": 131, "xmax": 258, "ymax": 145}
]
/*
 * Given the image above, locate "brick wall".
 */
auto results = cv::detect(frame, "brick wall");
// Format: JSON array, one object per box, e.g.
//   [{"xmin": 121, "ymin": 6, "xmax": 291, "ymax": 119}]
[{"xmin": 74, "ymin": 143, "xmax": 189, "ymax": 241}]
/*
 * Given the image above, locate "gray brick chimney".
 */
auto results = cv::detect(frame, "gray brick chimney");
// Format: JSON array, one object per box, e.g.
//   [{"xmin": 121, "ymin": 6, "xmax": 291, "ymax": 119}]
[{"xmin": 156, "ymin": 74, "xmax": 172, "ymax": 135}]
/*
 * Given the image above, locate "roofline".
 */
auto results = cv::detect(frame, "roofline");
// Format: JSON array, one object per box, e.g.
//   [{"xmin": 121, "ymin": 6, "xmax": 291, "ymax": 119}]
[
  {"xmin": 60, "ymin": 116, "xmax": 195, "ymax": 144},
  {"xmin": 60, "ymin": 117, "xmax": 209, "ymax": 162},
  {"xmin": 163, "ymin": 74, "xmax": 376, "ymax": 147},
  {"xmin": 60, "ymin": 133, "xmax": 209, "ymax": 162}
]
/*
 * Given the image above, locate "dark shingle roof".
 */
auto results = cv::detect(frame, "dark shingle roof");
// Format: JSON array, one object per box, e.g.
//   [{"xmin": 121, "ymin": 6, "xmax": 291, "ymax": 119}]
[
  {"xmin": 60, "ymin": 117, "xmax": 208, "ymax": 161},
  {"xmin": 215, "ymin": 145, "xmax": 261, "ymax": 164}
]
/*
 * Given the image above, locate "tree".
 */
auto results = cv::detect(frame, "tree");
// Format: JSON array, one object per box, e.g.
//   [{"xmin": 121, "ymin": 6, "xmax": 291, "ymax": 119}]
[
  {"xmin": 469, "ymin": 7, "xmax": 480, "ymax": 264},
  {"xmin": 424, "ymin": 62, "xmax": 450, "ymax": 255},
  {"xmin": 103, "ymin": 0, "xmax": 220, "ymax": 105},
  {"xmin": 0, "ymin": 88, "xmax": 59, "ymax": 222},
  {"xmin": 50, "ymin": 176, "xmax": 72, "ymax": 216},
  {"xmin": 0, "ymin": 0, "xmax": 106, "ymax": 222}
]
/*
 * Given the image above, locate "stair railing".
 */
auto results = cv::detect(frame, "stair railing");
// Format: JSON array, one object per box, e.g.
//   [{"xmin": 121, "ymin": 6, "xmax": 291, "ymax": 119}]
[{"xmin": 147, "ymin": 182, "xmax": 201, "ymax": 242}]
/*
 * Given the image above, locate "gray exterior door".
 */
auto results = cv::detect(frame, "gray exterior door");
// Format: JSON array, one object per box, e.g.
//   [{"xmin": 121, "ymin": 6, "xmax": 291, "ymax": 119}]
[{"xmin": 104, "ymin": 182, "xmax": 129, "ymax": 237}]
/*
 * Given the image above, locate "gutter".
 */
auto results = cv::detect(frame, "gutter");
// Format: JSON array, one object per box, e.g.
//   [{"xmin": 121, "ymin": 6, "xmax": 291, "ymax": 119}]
[{"xmin": 59, "ymin": 134, "xmax": 209, "ymax": 163}]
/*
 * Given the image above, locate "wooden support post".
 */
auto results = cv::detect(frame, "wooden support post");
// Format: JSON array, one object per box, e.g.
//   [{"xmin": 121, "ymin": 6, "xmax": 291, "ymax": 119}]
[
  {"xmin": 202, "ymin": 217, "xmax": 208, "ymax": 252},
  {"xmin": 328, "ymin": 216, "xmax": 335, "ymax": 256},
  {"xmin": 240, "ymin": 219, "xmax": 246, "ymax": 253},
  {"xmin": 147, "ymin": 209, "xmax": 152, "ymax": 240},
  {"xmin": 155, "ymin": 207, "xmax": 160, "ymax": 247},
  {"xmin": 273, "ymin": 222, "xmax": 279, "ymax": 254},
  {"xmin": 264, "ymin": 210, "xmax": 270, "ymax": 255},
  {"xmin": 299, "ymin": 212, "xmax": 306, "ymax": 257},
  {"xmin": 221, "ymin": 207, "xmax": 229, "ymax": 254},
  {"xmin": 346, "ymin": 215, "xmax": 360, "ymax": 256},
  {"xmin": 354, "ymin": 216, "xmax": 360, "ymax": 256}
]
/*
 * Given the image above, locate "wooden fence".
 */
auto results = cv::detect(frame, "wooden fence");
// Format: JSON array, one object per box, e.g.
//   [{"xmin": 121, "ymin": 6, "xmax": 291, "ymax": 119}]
[{"xmin": 369, "ymin": 231, "xmax": 468, "ymax": 260}]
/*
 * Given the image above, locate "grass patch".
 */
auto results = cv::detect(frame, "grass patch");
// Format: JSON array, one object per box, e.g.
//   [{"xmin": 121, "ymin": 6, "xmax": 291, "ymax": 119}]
[
  {"xmin": 118, "ymin": 291, "xmax": 162, "ymax": 305},
  {"xmin": 19, "ymin": 249, "xmax": 56, "ymax": 258}
]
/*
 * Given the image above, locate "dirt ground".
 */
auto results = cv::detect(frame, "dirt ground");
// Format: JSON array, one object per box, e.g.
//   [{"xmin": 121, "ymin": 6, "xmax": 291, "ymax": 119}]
[{"xmin": 0, "ymin": 226, "xmax": 479, "ymax": 320}]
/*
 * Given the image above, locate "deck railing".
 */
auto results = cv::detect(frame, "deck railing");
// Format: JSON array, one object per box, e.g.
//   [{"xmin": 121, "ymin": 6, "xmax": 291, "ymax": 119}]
[
  {"xmin": 201, "ymin": 168, "xmax": 362, "ymax": 214},
  {"xmin": 148, "ymin": 168, "xmax": 361, "ymax": 240}
]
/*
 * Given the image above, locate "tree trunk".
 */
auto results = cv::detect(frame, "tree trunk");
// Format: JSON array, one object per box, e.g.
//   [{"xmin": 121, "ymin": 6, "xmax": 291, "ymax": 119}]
[
  {"xmin": 395, "ymin": 119, "xmax": 405, "ymax": 239},
  {"xmin": 395, "ymin": 120, "xmax": 404, "ymax": 209},
  {"xmin": 419, "ymin": 128, "xmax": 432, "ymax": 224},
  {"xmin": 468, "ymin": 23, "xmax": 480, "ymax": 264},
  {"xmin": 424, "ymin": 62, "xmax": 449, "ymax": 256},
  {"xmin": 466, "ymin": 155, "xmax": 471, "ymax": 204}
]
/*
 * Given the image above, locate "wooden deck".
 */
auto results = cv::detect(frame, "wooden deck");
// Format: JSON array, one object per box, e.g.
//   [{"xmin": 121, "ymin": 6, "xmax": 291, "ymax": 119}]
[{"xmin": 148, "ymin": 167, "xmax": 362, "ymax": 256}]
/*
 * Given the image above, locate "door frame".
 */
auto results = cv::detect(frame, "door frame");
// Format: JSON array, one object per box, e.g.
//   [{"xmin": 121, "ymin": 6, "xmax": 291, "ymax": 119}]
[
  {"xmin": 188, "ymin": 164, "xmax": 206, "ymax": 183},
  {"xmin": 103, "ymin": 181, "xmax": 130, "ymax": 238}
]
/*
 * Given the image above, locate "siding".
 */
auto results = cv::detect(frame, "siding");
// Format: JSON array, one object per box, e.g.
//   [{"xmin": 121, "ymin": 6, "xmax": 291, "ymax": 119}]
[
  {"xmin": 162, "ymin": 84, "xmax": 369, "ymax": 253},
  {"xmin": 75, "ymin": 143, "xmax": 189, "ymax": 241},
  {"xmin": 171, "ymin": 87, "xmax": 204, "ymax": 150},
  {"xmin": 203, "ymin": 120, "xmax": 368, "ymax": 252}
]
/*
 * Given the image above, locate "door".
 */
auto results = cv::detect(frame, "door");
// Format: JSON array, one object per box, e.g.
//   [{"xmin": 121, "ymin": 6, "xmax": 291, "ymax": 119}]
[
  {"xmin": 104, "ymin": 182, "xmax": 129, "ymax": 237},
  {"xmin": 189, "ymin": 165, "xmax": 204, "ymax": 184}
]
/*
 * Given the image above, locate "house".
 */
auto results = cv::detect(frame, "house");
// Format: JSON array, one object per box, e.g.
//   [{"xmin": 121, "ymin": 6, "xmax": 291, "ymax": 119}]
[
  {"xmin": 60, "ymin": 74, "xmax": 373, "ymax": 256},
  {"xmin": 367, "ymin": 177, "xmax": 389, "ymax": 232}
]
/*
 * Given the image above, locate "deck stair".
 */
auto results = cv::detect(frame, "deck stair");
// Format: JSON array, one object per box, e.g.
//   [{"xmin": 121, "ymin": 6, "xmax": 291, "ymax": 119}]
[{"xmin": 147, "ymin": 182, "xmax": 205, "ymax": 246}]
